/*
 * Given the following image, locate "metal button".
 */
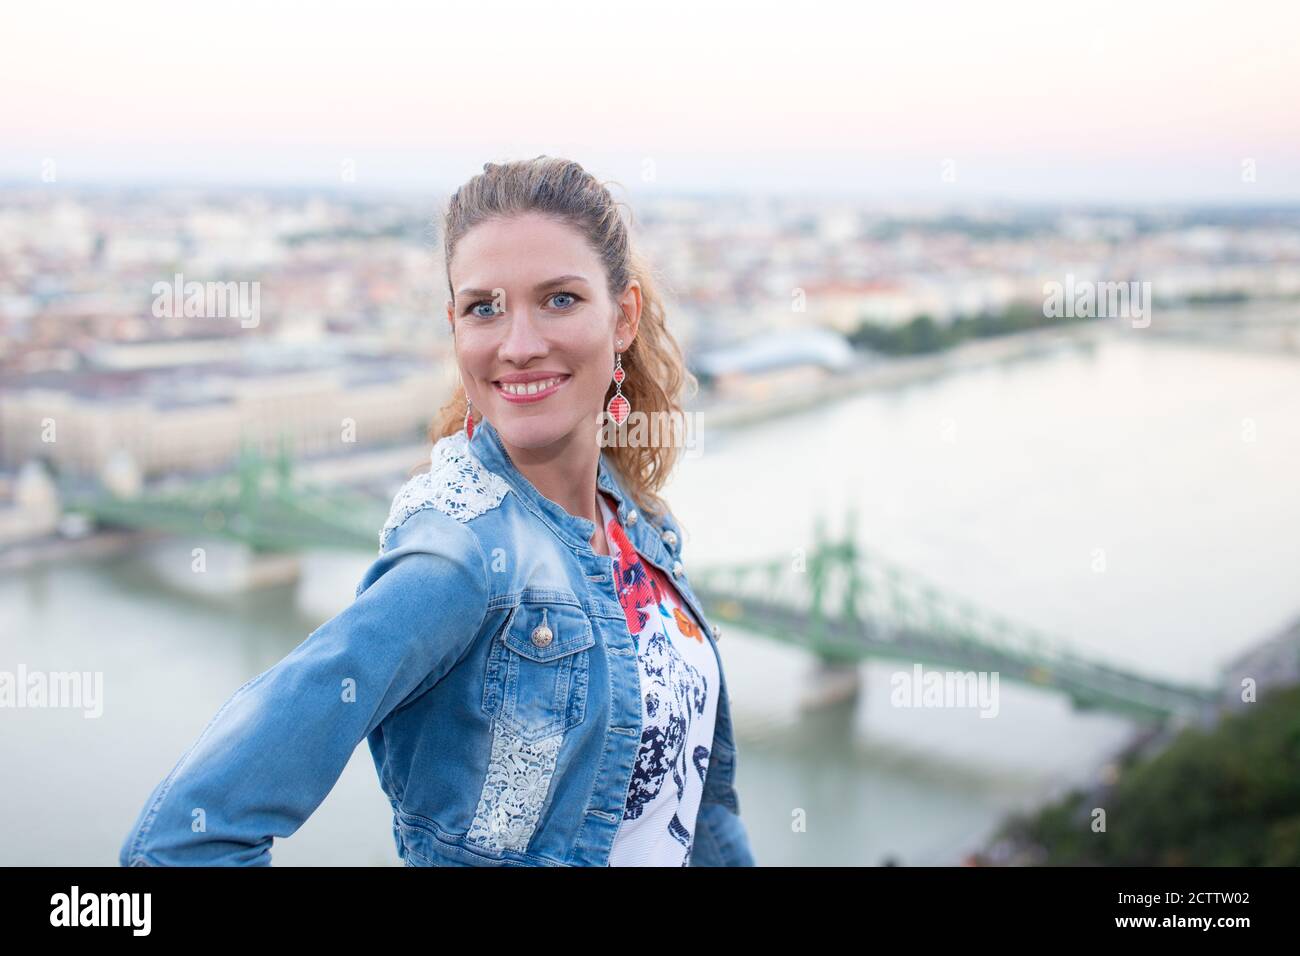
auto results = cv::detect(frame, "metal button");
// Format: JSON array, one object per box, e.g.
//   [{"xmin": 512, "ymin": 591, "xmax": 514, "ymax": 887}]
[
  {"xmin": 626, "ymin": 509, "xmax": 638, "ymax": 526},
  {"xmin": 672, "ymin": 561, "xmax": 684, "ymax": 578},
  {"xmin": 530, "ymin": 609, "xmax": 553, "ymax": 648},
  {"xmin": 661, "ymin": 529, "xmax": 678, "ymax": 549}
]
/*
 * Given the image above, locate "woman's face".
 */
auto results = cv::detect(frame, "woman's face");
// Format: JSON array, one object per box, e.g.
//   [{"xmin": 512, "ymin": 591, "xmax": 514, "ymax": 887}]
[{"xmin": 446, "ymin": 212, "xmax": 639, "ymax": 453}]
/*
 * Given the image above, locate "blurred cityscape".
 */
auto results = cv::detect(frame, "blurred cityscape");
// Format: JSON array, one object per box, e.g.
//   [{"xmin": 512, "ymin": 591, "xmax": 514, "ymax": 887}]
[
  {"xmin": 4, "ymin": 186, "xmax": 1300, "ymax": 535},
  {"xmin": 3, "ymin": 185, "xmax": 1300, "ymax": 866}
]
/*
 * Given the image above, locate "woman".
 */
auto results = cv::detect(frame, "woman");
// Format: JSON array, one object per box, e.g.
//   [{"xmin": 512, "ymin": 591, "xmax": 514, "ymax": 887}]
[{"xmin": 118, "ymin": 156, "xmax": 756, "ymax": 867}]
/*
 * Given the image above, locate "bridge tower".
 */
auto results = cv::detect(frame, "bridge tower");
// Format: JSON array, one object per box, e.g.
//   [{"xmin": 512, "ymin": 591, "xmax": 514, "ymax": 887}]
[{"xmin": 800, "ymin": 507, "xmax": 864, "ymax": 712}]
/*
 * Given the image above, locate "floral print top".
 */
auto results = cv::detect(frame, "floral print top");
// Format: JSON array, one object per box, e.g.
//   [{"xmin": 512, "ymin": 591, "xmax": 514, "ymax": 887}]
[{"xmin": 599, "ymin": 493, "xmax": 719, "ymax": 866}]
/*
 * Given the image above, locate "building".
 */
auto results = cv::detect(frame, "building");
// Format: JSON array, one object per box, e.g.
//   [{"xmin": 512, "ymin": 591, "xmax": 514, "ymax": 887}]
[
  {"xmin": 0, "ymin": 340, "xmax": 452, "ymax": 480},
  {"xmin": 691, "ymin": 326, "xmax": 856, "ymax": 402}
]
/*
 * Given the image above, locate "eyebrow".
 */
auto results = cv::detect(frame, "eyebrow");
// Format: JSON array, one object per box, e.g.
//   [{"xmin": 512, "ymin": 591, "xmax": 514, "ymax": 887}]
[{"xmin": 456, "ymin": 274, "xmax": 591, "ymax": 299}]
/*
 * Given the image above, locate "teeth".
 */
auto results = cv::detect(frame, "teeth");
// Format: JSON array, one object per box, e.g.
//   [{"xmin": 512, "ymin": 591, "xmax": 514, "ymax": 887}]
[{"xmin": 499, "ymin": 377, "xmax": 562, "ymax": 396}]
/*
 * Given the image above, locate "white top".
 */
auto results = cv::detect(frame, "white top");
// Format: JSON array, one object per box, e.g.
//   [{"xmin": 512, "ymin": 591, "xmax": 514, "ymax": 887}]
[{"xmin": 600, "ymin": 493, "xmax": 720, "ymax": 866}]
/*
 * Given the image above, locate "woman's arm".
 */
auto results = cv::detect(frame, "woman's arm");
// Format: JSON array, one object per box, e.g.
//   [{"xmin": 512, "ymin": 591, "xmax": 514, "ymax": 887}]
[
  {"xmin": 118, "ymin": 508, "xmax": 488, "ymax": 866},
  {"xmin": 691, "ymin": 799, "xmax": 757, "ymax": 866}
]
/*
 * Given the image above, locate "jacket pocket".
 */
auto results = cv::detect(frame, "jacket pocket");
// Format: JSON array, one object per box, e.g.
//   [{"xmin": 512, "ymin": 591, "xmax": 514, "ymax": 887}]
[{"xmin": 481, "ymin": 591, "xmax": 595, "ymax": 744}]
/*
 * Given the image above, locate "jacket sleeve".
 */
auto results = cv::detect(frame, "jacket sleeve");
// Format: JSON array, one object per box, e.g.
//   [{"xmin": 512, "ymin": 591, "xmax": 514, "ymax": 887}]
[
  {"xmin": 118, "ymin": 508, "xmax": 488, "ymax": 866},
  {"xmin": 691, "ymin": 799, "xmax": 757, "ymax": 866}
]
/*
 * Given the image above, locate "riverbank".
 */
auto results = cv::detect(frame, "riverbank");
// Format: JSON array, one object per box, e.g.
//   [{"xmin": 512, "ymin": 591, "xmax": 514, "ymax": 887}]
[
  {"xmin": 691, "ymin": 320, "xmax": 1109, "ymax": 430},
  {"xmin": 0, "ymin": 528, "xmax": 159, "ymax": 573},
  {"xmin": 1135, "ymin": 298, "xmax": 1300, "ymax": 358},
  {"xmin": 691, "ymin": 299, "xmax": 1300, "ymax": 433},
  {"xmin": 964, "ymin": 611, "xmax": 1300, "ymax": 866}
]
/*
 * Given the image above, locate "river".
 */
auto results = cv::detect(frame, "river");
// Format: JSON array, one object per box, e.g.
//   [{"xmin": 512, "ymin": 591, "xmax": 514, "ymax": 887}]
[{"xmin": 3, "ymin": 330, "xmax": 1298, "ymax": 865}]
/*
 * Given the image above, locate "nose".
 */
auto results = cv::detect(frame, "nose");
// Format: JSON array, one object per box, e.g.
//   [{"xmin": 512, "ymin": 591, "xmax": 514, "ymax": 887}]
[{"xmin": 496, "ymin": 303, "xmax": 549, "ymax": 368}]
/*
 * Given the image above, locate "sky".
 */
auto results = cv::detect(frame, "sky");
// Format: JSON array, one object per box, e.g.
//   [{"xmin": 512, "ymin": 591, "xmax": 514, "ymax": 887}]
[{"xmin": 3, "ymin": 0, "xmax": 1298, "ymax": 202}]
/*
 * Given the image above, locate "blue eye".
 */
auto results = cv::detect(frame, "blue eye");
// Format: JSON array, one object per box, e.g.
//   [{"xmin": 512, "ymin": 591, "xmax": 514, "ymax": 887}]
[
  {"xmin": 464, "ymin": 292, "xmax": 580, "ymax": 317},
  {"xmin": 466, "ymin": 301, "xmax": 500, "ymax": 318}
]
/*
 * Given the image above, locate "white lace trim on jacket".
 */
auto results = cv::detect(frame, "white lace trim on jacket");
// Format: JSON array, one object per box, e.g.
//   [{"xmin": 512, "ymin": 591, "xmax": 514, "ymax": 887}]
[{"xmin": 378, "ymin": 431, "xmax": 510, "ymax": 552}]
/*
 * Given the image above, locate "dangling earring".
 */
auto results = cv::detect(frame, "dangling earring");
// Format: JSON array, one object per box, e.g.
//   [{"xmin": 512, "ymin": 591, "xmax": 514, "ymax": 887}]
[
  {"xmin": 607, "ymin": 338, "xmax": 630, "ymax": 426},
  {"xmin": 464, "ymin": 396, "xmax": 475, "ymax": 440}
]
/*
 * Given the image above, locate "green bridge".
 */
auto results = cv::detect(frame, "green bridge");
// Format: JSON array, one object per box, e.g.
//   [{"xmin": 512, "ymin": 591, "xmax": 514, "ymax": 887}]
[
  {"xmin": 66, "ymin": 442, "xmax": 1220, "ymax": 723},
  {"xmin": 70, "ymin": 438, "xmax": 387, "ymax": 553},
  {"xmin": 689, "ymin": 510, "xmax": 1220, "ymax": 721}
]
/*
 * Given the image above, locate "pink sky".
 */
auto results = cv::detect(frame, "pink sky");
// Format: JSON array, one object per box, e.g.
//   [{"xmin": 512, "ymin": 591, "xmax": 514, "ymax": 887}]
[{"xmin": 4, "ymin": 0, "xmax": 1297, "ymax": 200}]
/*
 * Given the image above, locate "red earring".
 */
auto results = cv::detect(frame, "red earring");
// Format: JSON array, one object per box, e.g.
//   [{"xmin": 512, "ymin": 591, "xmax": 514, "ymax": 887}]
[
  {"xmin": 464, "ymin": 397, "xmax": 475, "ymax": 440},
  {"xmin": 607, "ymin": 340, "xmax": 630, "ymax": 425}
]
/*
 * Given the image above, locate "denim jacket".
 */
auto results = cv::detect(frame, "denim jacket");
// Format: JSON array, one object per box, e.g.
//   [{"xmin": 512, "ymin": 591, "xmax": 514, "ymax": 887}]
[{"xmin": 119, "ymin": 415, "xmax": 756, "ymax": 867}]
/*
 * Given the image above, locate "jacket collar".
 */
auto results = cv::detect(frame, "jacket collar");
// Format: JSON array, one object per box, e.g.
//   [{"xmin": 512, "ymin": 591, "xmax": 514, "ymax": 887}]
[{"xmin": 468, "ymin": 414, "xmax": 633, "ymax": 554}]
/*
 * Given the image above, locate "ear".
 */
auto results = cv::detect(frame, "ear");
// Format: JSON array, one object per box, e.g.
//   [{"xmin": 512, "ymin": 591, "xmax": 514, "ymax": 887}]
[{"xmin": 616, "ymin": 279, "xmax": 642, "ymax": 348}]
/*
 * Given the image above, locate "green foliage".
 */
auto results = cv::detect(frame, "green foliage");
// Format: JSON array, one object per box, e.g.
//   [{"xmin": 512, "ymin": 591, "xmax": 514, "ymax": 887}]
[
  {"xmin": 995, "ymin": 685, "xmax": 1300, "ymax": 865},
  {"xmin": 847, "ymin": 302, "xmax": 1095, "ymax": 356}
]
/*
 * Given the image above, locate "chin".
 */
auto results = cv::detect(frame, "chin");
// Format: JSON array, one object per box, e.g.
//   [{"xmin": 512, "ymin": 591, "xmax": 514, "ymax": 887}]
[{"xmin": 491, "ymin": 410, "xmax": 588, "ymax": 452}]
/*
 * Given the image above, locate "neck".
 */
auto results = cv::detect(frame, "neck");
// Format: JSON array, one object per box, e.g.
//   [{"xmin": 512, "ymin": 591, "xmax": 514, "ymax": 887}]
[{"xmin": 499, "ymin": 426, "xmax": 602, "ymax": 530}]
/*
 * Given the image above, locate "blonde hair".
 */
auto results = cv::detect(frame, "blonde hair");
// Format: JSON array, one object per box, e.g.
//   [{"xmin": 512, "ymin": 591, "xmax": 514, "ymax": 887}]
[{"xmin": 430, "ymin": 156, "xmax": 696, "ymax": 523}]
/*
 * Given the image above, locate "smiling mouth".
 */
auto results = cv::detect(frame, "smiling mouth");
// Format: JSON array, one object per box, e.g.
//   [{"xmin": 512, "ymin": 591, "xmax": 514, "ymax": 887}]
[{"xmin": 492, "ymin": 374, "xmax": 571, "ymax": 401}]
